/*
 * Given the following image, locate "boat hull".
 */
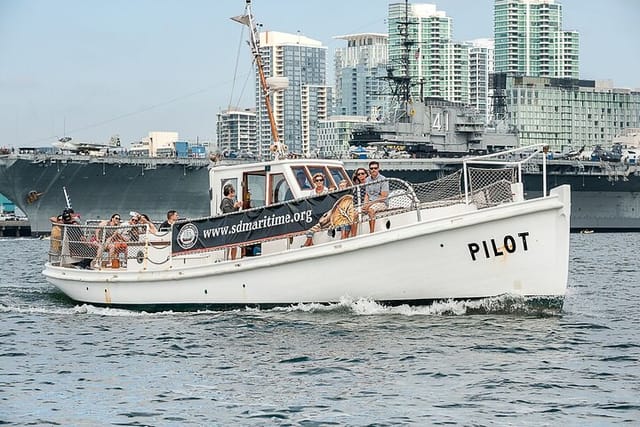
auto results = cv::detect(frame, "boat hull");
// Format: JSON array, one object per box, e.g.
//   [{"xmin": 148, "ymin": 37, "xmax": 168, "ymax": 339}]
[{"xmin": 43, "ymin": 186, "xmax": 570, "ymax": 306}]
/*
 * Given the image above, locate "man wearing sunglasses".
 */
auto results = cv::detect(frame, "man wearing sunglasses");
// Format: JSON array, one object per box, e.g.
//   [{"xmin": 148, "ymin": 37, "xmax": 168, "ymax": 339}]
[{"xmin": 363, "ymin": 160, "xmax": 389, "ymax": 233}]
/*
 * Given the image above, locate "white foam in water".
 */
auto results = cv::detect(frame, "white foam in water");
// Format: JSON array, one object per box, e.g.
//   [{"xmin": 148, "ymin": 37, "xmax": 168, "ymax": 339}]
[
  {"xmin": 0, "ymin": 303, "xmax": 187, "ymax": 317},
  {"xmin": 272, "ymin": 294, "xmax": 559, "ymax": 316},
  {"xmin": 1, "ymin": 294, "xmax": 558, "ymax": 317}
]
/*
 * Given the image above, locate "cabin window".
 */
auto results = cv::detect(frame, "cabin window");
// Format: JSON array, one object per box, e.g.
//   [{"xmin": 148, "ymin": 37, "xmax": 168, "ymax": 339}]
[
  {"xmin": 291, "ymin": 166, "xmax": 312, "ymax": 191},
  {"xmin": 270, "ymin": 173, "xmax": 292, "ymax": 204},
  {"xmin": 243, "ymin": 173, "xmax": 266, "ymax": 209},
  {"xmin": 328, "ymin": 167, "xmax": 350, "ymax": 186}
]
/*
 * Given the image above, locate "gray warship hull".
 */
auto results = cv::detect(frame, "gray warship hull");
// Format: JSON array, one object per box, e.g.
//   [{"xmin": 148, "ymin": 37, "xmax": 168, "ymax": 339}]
[
  {"xmin": 0, "ymin": 154, "xmax": 211, "ymax": 235},
  {"xmin": 2, "ymin": 154, "xmax": 640, "ymax": 234}
]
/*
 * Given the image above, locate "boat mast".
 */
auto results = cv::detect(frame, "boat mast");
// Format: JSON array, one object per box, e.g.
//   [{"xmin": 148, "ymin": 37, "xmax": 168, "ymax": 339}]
[
  {"xmin": 384, "ymin": 0, "xmax": 415, "ymax": 124},
  {"xmin": 232, "ymin": 0, "xmax": 286, "ymax": 159}
]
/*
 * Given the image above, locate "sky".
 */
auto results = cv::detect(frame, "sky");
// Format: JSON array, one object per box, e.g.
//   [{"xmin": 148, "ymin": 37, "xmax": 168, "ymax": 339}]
[{"xmin": 1, "ymin": 0, "xmax": 639, "ymax": 148}]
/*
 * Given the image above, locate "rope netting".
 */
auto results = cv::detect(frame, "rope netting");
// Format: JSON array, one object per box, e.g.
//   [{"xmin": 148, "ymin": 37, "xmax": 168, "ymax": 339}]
[
  {"xmin": 49, "ymin": 223, "xmax": 163, "ymax": 268},
  {"xmin": 468, "ymin": 167, "xmax": 517, "ymax": 208}
]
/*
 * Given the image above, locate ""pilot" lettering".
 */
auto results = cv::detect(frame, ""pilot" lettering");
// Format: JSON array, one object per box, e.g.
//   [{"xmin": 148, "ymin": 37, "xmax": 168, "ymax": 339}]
[{"xmin": 467, "ymin": 232, "xmax": 529, "ymax": 261}]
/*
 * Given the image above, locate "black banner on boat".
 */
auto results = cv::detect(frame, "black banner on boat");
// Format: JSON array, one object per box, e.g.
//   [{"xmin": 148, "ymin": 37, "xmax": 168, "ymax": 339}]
[{"xmin": 171, "ymin": 190, "xmax": 352, "ymax": 254}]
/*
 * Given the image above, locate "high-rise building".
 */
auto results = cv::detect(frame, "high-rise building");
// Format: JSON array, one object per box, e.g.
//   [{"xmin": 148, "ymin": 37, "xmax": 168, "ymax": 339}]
[
  {"xmin": 256, "ymin": 31, "xmax": 330, "ymax": 157},
  {"xmin": 216, "ymin": 109, "xmax": 257, "ymax": 155},
  {"xmin": 494, "ymin": 0, "xmax": 579, "ymax": 78},
  {"xmin": 466, "ymin": 38, "xmax": 494, "ymax": 123},
  {"xmin": 333, "ymin": 33, "xmax": 389, "ymax": 118},
  {"xmin": 387, "ymin": 3, "xmax": 469, "ymax": 104}
]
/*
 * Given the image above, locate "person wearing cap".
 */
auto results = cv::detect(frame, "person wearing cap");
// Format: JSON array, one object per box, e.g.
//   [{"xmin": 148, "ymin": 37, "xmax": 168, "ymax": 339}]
[
  {"xmin": 49, "ymin": 208, "xmax": 80, "ymax": 256},
  {"xmin": 49, "ymin": 208, "xmax": 79, "ymax": 225}
]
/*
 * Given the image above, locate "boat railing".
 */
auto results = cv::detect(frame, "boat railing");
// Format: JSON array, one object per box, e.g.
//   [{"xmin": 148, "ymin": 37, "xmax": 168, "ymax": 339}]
[
  {"xmin": 48, "ymin": 222, "xmax": 170, "ymax": 269},
  {"xmin": 462, "ymin": 144, "xmax": 549, "ymax": 204}
]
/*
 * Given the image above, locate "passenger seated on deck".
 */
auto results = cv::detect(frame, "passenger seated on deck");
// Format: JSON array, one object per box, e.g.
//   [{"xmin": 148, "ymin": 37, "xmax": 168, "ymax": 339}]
[
  {"xmin": 125, "ymin": 212, "xmax": 157, "ymax": 241},
  {"xmin": 350, "ymin": 168, "xmax": 368, "ymax": 238},
  {"xmin": 93, "ymin": 213, "xmax": 125, "ymax": 267},
  {"xmin": 303, "ymin": 178, "xmax": 357, "ymax": 247},
  {"xmin": 138, "ymin": 213, "xmax": 157, "ymax": 234},
  {"xmin": 126, "ymin": 212, "xmax": 142, "ymax": 241},
  {"xmin": 50, "ymin": 208, "xmax": 79, "ymax": 255},
  {"xmin": 363, "ymin": 161, "xmax": 389, "ymax": 233},
  {"xmin": 53, "ymin": 209, "xmax": 94, "ymax": 268}
]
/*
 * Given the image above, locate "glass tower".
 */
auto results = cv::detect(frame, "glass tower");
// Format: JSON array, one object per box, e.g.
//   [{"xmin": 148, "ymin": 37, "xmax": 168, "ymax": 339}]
[
  {"xmin": 256, "ymin": 31, "xmax": 330, "ymax": 157},
  {"xmin": 494, "ymin": 0, "xmax": 579, "ymax": 78},
  {"xmin": 333, "ymin": 33, "xmax": 389, "ymax": 119},
  {"xmin": 387, "ymin": 2, "xmax": 469, "ymax": 104}
]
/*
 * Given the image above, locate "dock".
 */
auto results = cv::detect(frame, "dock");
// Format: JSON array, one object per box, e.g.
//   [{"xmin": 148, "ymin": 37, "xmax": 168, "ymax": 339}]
[{"xmin": 0, "ymin": 220, "xmax": 31, "ymax": 237}]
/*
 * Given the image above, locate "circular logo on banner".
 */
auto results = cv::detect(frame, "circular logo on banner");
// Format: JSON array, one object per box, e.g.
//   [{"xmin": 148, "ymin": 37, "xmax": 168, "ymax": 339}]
[{"xmin": 177, "ymin": 223, "xmax": 199, "ymax": 250}]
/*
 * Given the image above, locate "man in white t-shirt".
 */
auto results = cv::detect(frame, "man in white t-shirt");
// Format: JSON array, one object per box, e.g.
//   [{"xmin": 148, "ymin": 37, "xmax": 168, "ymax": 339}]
[{"xmin": 363, "ymin": 160, "xmax": 389, "ymax": 232}]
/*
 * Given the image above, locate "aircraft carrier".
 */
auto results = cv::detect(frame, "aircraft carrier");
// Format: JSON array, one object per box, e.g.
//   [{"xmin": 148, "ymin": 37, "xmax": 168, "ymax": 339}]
[{"xmin": 2, "ymin": 150, "xmax": 640, "ymax": 235}]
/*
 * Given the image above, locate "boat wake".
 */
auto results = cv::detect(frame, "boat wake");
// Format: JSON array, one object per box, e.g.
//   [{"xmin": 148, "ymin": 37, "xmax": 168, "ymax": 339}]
[
  {"xmin": 273, "ymin": 294, "xmax": 564, "ymax": 317},
  {"xmin": 0, "ymin": 303, "xmax": 166, "ymax": 317},
  {"xmin": 0, "ymin": 294, "xmax": 562, "ymax": 318}
]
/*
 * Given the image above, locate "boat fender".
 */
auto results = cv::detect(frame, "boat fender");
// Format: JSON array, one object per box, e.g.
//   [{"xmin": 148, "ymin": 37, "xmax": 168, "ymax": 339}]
[{"xmin": 136, "ymin": 250, "xmax": 145, "ymax": 264}]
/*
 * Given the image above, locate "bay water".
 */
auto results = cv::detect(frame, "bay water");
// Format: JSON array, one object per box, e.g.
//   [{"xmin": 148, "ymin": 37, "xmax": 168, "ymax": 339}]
[{"xmin": 1, "ymin": 234, "xmax": 639, "ymax": 425}]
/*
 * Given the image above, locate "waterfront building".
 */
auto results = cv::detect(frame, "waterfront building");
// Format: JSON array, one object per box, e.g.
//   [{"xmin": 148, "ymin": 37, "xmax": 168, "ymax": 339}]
[
  {"xmin": 216, "ymin": 109, "xmax": 257, "ymax": 155},
  {"xmin": 333, "ymin": 33, "xmax": 389, "ymax": 118},
  {"xmin": 317, "ymin": 116, "xmax": 369, "ymax": 158},
  {"xmin": 494, "ymin": 74, "xmax": 640, "ymax": 150},
  {"xmin": 466, "ymin": 38, "xmax": 495, "ymax": 123},
  {"xmin": 494, "ymin": 0, "xmax": 579, "ymax": 79},
  {"xmin": 256, "ymin": 31, "xmax": 330, "ymax": 157},
  {"xmin": 387, "ymin": 3, "xmax": 469, "ymax": 104},
  {"xmin": 129, "ymin": 131, "xmax": 179, "ymax": 157}
]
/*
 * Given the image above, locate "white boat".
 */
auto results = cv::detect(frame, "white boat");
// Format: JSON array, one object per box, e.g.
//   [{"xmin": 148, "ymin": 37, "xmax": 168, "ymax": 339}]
[
  {"xmin": 42, "ymin": 1, "xmax": 570, "ymax": 308},
  {"xmin": 42, "ymin": 145, "xmax": 570, "ymax": 307}
]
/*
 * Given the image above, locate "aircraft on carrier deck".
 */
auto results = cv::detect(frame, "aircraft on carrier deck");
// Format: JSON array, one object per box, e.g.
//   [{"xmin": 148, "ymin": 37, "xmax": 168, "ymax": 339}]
[{"xmin": 52, "ymin": 135, "xmax": 121, "ymax": 155}]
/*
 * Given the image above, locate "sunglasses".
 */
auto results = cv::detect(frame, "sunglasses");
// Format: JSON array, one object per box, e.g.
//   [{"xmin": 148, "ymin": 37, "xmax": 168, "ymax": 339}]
[
  {"xmin": 357, "ymin": 172, "xmax": 367, "ymax": 176},
  {"xmin": 369, "ymin": 166, "xmax": 379, "ymax": 170},
  {"xmin": 114, "ymin": 217, "xmax": 121, "ymax": 221},
  {"xmin": 314, "ymin": 178, "xmax": 324, "ymax": 182}
]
